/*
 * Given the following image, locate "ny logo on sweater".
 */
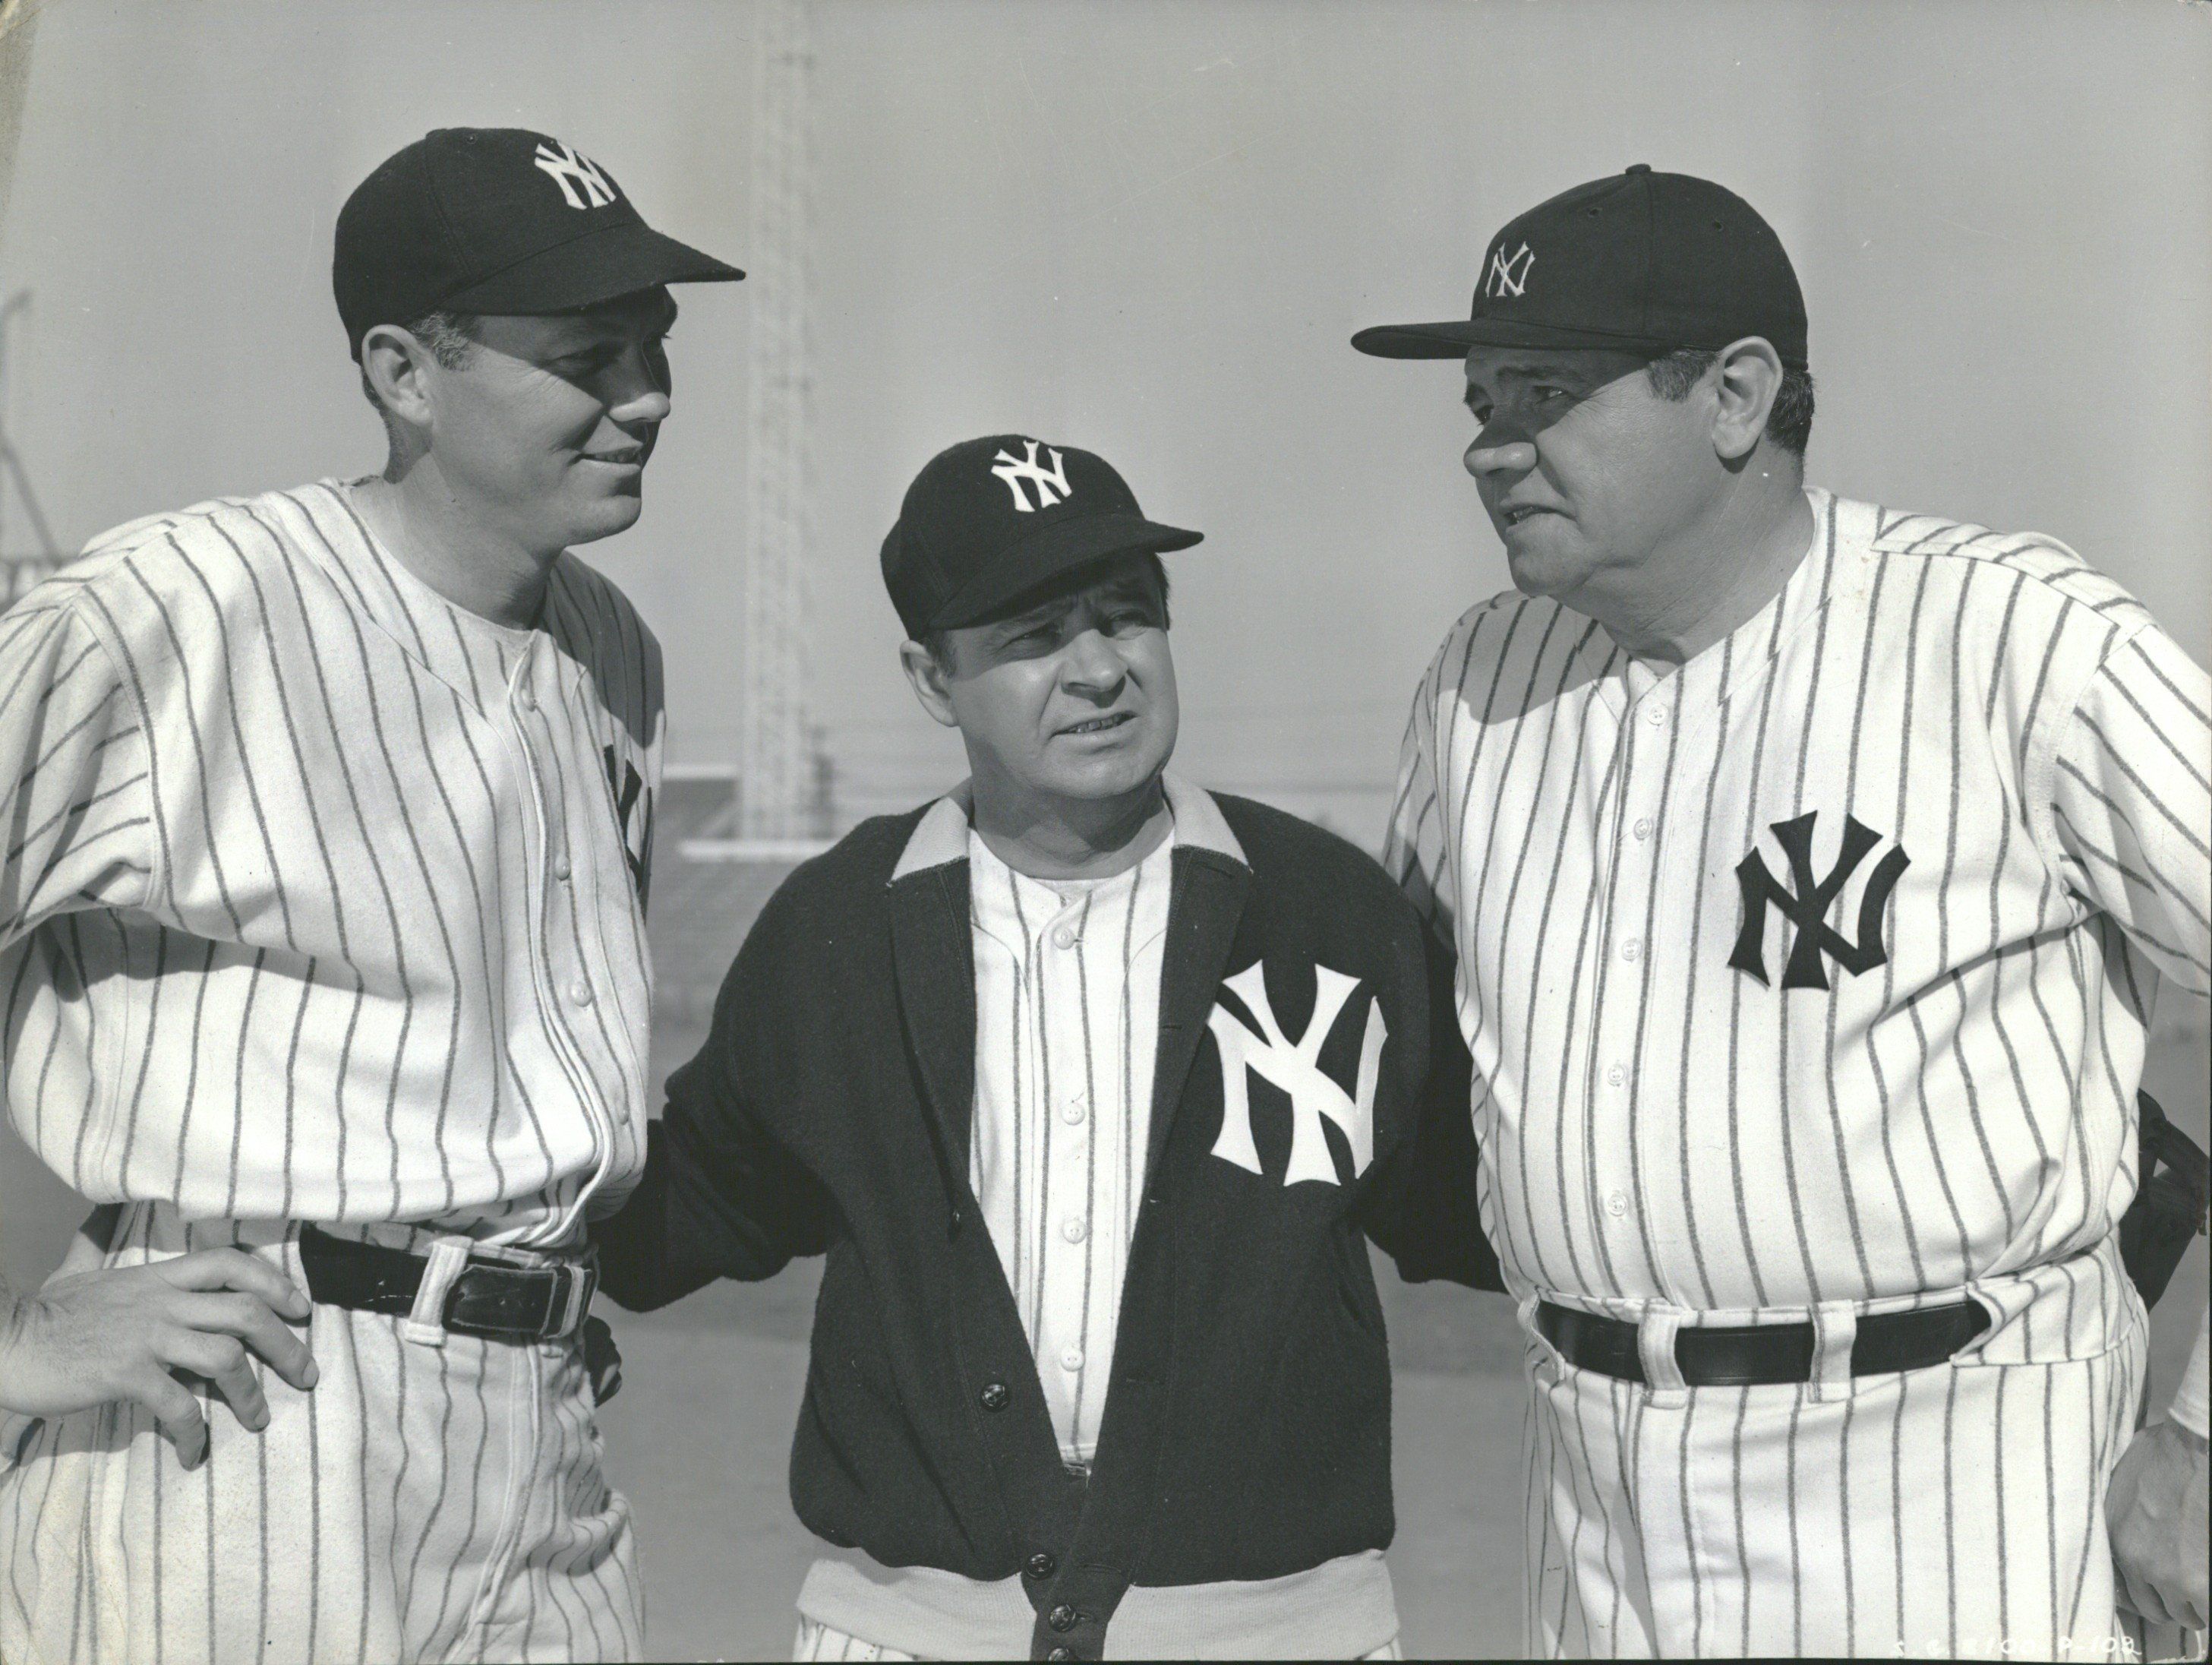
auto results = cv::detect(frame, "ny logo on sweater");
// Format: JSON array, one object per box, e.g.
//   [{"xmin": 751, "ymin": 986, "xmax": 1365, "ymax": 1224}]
[
  {"xmin": 1729, "ymin": 810, "xmax": 1910, "ymax": 990},
  {"xmin": 1207, "ymin": 962, "xmax": 1385, "ymax": 1187}
]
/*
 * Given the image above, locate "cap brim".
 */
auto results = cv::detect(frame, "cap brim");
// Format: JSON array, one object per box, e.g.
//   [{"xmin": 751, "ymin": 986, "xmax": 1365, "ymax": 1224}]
[
  {"xmin": 929, "ymin": 512, "xmax": 1203, "ymax": 633},
  {"xmin": 1351, "ymin": 315, "xmax": 1682, "ymax": 360},
  {"xmin": 447, "ymin": 222, "xmax": 743, "ymax": 316}
]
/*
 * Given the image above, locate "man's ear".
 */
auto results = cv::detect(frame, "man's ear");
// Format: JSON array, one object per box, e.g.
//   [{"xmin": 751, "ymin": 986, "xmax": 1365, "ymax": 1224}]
[
  {"xmin": 360, "ymin": 324, "xmax": 438, "ymax": 434},
  {"xmin": 898, "ymin": 639, "xmax": 961, "ymax": 729},
  {"xmin": 1709, "ymin": 336, "xmax": 1784, "ymax": 463}
]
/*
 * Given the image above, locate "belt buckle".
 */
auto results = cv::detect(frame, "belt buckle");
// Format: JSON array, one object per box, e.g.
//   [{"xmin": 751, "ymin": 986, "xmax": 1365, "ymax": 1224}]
[{"xmin": 544, "ymin": 1259, "xmax": 597, "ymax": 1341}]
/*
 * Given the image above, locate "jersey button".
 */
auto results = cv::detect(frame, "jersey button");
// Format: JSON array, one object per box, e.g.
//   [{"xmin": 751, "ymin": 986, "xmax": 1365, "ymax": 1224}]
[
  {"xmin": 1062, "ymin": 1098, "xmax": 1087, "ymax": 1126},
  {"xmin": 1620, "ymin": 938, "xmax": 1641, "ymax": 962},
  {"xmin": 1048, "ymin": 1603, "xmax": 1080, "ymax": 1632},
  {"xmin": 517, "ymin": 686, "xmax": 538, "ymax": 712},
  {"xmin": 1606, "ymin": 1064, "xmax": 1626, "ymax": 1088},
  {"xmin": 1632, "ymin": 817, "xmax": 1653, "ymax": 841},
  {"xmin": 1644, "ymin": 704, "xmax": 1666, "ymax": 726},
  {"xmin": 1026, "ymin": 1551, "xmax": 1058, "ymax": 1581},
  {"xmin": 1059, "ymin": 1345, "xmax": 1084, "ymax": 1373},
  {"xmin": 568, "ymin": 978, "xmax": 593, "ymax": 1006},
  {"xmin": 1047, "ymin": 1648, "xmax": 1075, "ymax": 1661},
  {"xmin": 1061, "ymin": 1215, "xmax": 1087, "ymax": 1244},
  {"xmin": 1607, "ymin": 1191, "xmax": 1630, "ymax": 1218},
  {"xmin": 1052, "ymin": 924, "xmax": 1078, "ymax": 950},
  {"xmin": 978, "ymin": 1380, "xmax": 1009, "ymax": 1412},
  {"xmin": 552, "ymin": 857, "xmax": 573, "ymax": 883}
]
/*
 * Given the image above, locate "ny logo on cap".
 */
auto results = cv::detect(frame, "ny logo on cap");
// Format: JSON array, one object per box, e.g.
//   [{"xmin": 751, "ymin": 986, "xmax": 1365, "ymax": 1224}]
[
  {"xmin": 989, "ymin": 440, "xmax": 1073, "ymax": 513},
  {"xmin": 1484, "ymin": 241, "xmax": 1535, "ymax": 299},
  {"xmin": 533, "ymin": 141, "xmax": 617, "ymax": 210}
]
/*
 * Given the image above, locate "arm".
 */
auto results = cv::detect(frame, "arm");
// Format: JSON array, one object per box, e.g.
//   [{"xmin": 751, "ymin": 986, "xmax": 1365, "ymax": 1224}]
[
  {"xmin": 1361, "ymin": 918, "xmax": 1504, "ymax": 1292},
  {"xmin": 0, "ymin": 605, "xmax": 315, "ymax": 1461},
  {"xmin": 592, "ymin": 915, "xmax": 838, "ymax": 1310},
  {"xmin": 2049, "ymin": 622, "xmax": 2212, "ymax": 1627}
]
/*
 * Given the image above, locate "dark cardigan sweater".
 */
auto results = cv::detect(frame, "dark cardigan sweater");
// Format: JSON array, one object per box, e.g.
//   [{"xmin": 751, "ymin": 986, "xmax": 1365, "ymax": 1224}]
[{"xmin": 593, "ymin": 784, "xmax": 1499, "ymax": 1660}]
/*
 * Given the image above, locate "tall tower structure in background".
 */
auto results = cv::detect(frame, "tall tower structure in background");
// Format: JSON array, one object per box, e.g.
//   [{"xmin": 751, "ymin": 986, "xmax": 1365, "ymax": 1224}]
[{"xmin": 737, "ymin": 0, "xmax": 817, "ymax": 839}]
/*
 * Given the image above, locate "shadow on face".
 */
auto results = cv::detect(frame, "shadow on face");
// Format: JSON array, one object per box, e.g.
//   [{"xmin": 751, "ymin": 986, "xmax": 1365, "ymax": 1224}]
[
  {"xmin": 901, "ymin": 551, "xmax": 1179, "ymax": 811},
  {"xmin": 428, "ymin": 286, "xmax": 680, "ymax": 554}
]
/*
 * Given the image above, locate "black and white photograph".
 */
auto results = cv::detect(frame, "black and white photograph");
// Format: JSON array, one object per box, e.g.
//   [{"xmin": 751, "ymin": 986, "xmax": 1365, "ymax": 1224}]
[{"xmin": 0, "ymin": 2, "xmax": 2205, "ymax": 1660}]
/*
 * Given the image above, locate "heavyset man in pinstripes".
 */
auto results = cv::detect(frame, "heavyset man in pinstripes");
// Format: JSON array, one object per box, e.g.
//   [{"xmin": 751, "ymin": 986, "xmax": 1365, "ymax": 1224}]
[
  {"xmin": 0, "ymin": 128, "xmax": 740, "ymax": 1662},
  {"xmin": 1355, "ymin": 166, "xmax": 2210, "ymax": 1658}
]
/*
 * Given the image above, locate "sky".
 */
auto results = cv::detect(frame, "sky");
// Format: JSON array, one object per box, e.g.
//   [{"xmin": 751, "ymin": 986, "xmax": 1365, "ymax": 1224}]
[{"xmin": 0, "ymin": 0, "xmax": 2207, "ymax": 837}]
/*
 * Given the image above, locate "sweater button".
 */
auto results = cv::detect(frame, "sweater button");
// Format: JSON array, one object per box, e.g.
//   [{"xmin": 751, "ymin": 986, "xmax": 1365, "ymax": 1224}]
[
  {"xmin": 1048, "ymin": 1603, "xmax": 1079, "ymax": 1632},
  {"xmin": 977, "ymin": 1380, "xmax": 1009, "ymax": 1412},
  {"xmin": 1047, "ymin": 1651, "xmax": 1074, "ymax": 1662},
  {"xmin": 1026, "ymin": 1550, "xmax": 1057, "ymax": 1580}
]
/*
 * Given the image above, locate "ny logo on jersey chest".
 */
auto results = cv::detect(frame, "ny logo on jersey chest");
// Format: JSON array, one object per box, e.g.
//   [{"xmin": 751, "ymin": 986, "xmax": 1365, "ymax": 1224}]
[
  {"xmin": 1207, "ymin": 962, "xmax": 1385, "ymax": 1188},
  {"xmin": 602, "ymin": 746, "xmax": 654, "ymax": 908},
  {"xmin": 1729, "ymin": 810, "xmax": 1910, "ymax": 990}
]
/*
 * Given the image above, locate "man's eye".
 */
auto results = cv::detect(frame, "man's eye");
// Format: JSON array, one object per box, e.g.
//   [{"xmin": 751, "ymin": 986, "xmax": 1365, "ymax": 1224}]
[
  {"xmin": 1467, "ymin": 403, "xmax": 1493, "ymax": 425},
  {"xmin": 1535, "ymin": 385, "xmax": 1573, "ymax": 403}
]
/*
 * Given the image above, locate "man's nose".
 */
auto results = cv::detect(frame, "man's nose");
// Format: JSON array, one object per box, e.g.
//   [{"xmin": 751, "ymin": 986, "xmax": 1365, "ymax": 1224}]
[
  {"xmin": 1062, "ymin": 629, "xmax": 1126, "ymax": 691},
  {"xmin": 606, "ymin": 349, "xmax": 673, "ymax": 426},
  {"xmin": 1464, "ymin": 424, "xmax": 1536, "ymax": 479}
]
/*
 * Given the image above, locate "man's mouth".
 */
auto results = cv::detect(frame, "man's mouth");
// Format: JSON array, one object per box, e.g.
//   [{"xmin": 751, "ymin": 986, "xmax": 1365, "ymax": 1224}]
[
  {"xmin": 1498, "ymin": 503, "xmax": 1559, "ymax": 528},
  {"xmin": 1059, "ymin": 712, "xmax": 1134, "ymax": 737},
  {"xmin": 581, "ymin": 446, "xmax": 647, "ymax": 468}
]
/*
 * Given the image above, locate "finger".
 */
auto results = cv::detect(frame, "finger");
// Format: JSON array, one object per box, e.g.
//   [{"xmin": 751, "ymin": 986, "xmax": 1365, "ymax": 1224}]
[
  {"xmin": 156, "ymin": 1249, "xmax": 313, "ymax": 1319},
  {"xmin": 163, "ymin": 1331, "xmax": 267, "ymax": 1433},
  {"xmin": 2122, "ymin": 1569, "xmax": 2175, "ymax": 1631},
  {"xmin": 137, "ymin": 1373, "xmax": 208, "ymax": 1470},
  {"xmin": 180, "ymin": 1292, "xmax": 319, "ymax": 1392}
]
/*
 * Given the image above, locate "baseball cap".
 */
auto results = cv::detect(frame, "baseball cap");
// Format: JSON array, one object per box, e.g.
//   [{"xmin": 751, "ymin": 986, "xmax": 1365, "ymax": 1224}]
[
  {"xmin": 333, "ymin": 127, "xmax": 744, "ymax": 359},
  {"xmin": 881, "ymin": 436, "xmax": 1203, "ymax": 640},
  {"xmin": 1351, "ymin": 165, "xmax": 1807, "ymax": 368}
]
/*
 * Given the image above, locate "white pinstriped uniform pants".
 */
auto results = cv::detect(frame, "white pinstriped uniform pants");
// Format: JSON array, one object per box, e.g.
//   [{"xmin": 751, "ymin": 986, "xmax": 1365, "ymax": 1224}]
[
  {"xmin": 1517, "ymin": 1276, "xmax": 2169, "ymax": 1660},
  {"xmin": 793, "ymin": 1616, "xmax": 1406, "ymax": 1660},
  {"xmin": 0, "ymin": 1207, "xmax": 643, "ymax": 1664}
]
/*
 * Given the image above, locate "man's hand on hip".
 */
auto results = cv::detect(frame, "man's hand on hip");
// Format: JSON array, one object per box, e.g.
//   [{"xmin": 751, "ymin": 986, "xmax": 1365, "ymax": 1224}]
[
  {"xmin": 2109, "ymin": 1416, "xmax": 2210, "ymax": 1631},
  {"xmin": 0, "ymin": 1249, "xmax": 319, "ymax": 1470}
]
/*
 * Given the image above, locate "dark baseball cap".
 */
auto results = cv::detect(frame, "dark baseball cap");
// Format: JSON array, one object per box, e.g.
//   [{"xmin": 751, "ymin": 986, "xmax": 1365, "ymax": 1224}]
[
  {"xmin": 1352, "ymin": 165, "xmax": 1807, "ymax": 368},
  {"xmin": 333, "ymin": 127, "xmax": 744, "ymax": 359},
  {"xmin": 881, "ymin": 436, "xmax": 1203, "ymax": 640}
]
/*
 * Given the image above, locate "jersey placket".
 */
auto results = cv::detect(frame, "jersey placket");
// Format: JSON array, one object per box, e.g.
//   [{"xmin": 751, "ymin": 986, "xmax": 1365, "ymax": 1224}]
[
  {"xmin": 1027, "ymin": 883, "xmax": 1103, "ymax": 1462},
  {"xmin": 505, "ymin": 637, "xmax": 619, "ymax": 1244},
  {"xmin": 1584, "ymin": 663, "xmax": 1674, "ymax": 1302}
]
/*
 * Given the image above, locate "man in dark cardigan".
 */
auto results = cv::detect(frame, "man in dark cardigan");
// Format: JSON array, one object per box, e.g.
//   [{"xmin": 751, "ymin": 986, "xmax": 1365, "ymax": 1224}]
[{"xmin": 593, "ymin": 434, "xmax": 1499, "ymax": 1661}]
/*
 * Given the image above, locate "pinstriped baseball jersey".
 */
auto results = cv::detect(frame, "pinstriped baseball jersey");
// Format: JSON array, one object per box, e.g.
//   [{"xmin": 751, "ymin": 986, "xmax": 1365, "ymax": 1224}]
[
  {"xmin": 965, "ymin": 826, "xmax": 1173, "ymax": 1468},
  {"xmin": 0, "ymin": 477, "xmax": 660, "ymax": 1664},
  {"xmin": 1387, "ymin": 488, "xmax": 2210, "ymax": 1659},
  {"xmin": 0, "ymin": 479, "xmax": 661, "ymax": 1249},
  {"xmin": 1386, "ymin": 488, "xmax": 2209, "ymax": 1316}
]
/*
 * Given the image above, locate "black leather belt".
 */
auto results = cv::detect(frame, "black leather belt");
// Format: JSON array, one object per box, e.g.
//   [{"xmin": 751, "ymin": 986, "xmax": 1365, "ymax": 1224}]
[
  {"xmin": 298, "ymin": 1226, "xmax": 598, "ymax": 1344},
  {"xmin": 1535, "ymin": 1298, "xmax": 1990, "ymax": 1387}
]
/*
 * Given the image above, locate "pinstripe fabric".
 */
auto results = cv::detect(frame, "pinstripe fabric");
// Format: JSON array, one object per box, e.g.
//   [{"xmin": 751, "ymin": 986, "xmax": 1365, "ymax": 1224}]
[
  {"xmin": 791, "ymin": 1616, "xmax": 1407, "ymax": 1660},
  {"xmin": 2, "ymin": 1208, "xmax": 642, "ymax": 1664},
  {"xmin": 966, "ymin": 829, "xmax": 1172, "ymax": 1468},
  {"xmin": 0, "ymin": 480, "xmax": 661, "ymax": 1245},
  {"xmin": 1387, "ymin": 491, "xmax": 2211, "ymax": 1658},
  {"xmin": 0, "ymin": 480, "xmax": 659, "ymax": 1661}
]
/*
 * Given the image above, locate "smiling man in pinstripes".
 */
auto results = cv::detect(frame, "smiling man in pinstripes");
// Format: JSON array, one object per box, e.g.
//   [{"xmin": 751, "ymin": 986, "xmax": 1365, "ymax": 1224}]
[
  {"xmin": 1355, "ymin": 166, "xmax": 2209, "ymax": 1659},
  {"xmin": 0, "ymin": 128, "xmax": 740, "ymax": 1662}
]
